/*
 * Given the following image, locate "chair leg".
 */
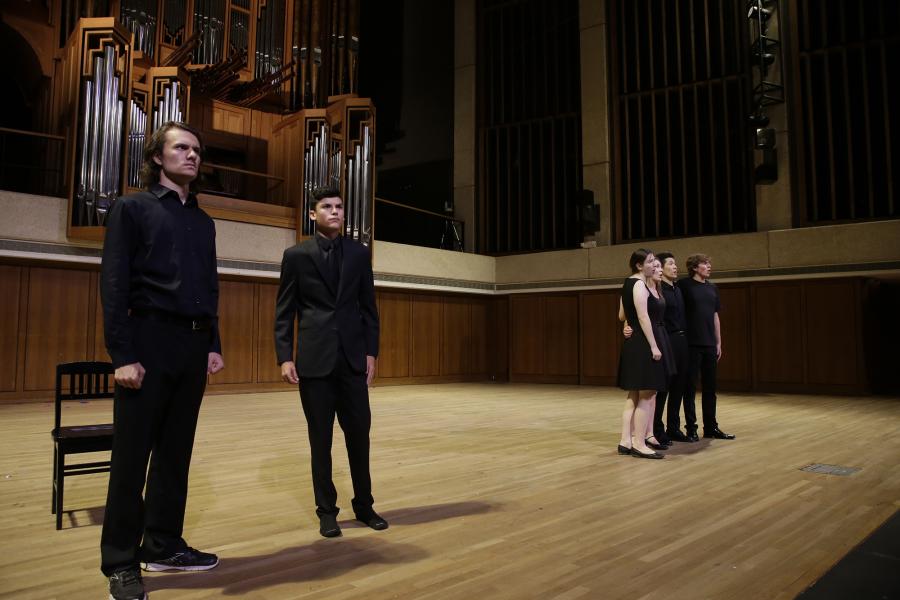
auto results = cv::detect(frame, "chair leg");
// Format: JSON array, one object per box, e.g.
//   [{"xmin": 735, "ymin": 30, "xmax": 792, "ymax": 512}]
[
  {"xmin": 51, "ymin": 446, "xmax": 58, "ymax": 514},
  {"xmin": 55, "ymin": 451, "xmax": 65, "ymax": 530}
]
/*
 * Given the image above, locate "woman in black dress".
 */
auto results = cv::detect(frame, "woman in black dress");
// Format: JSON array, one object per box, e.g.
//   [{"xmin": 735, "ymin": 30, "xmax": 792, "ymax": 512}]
[
  {"xmin": 639, "ymin": 257, "xmax": 676, "ymax": 449},
  {"xmin": 617, "ymin": 250, "xmax": 668, "ymax": 459}
]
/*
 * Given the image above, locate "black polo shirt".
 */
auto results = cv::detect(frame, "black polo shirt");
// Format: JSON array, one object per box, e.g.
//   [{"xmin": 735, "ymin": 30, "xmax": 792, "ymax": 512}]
[
  {"xmin": 677, "ymin": 276, "xmax": 721, "ymax": 347},
  {"xmin": 100, "ymin": 183, "xmax": 222, "ymax": 367}
]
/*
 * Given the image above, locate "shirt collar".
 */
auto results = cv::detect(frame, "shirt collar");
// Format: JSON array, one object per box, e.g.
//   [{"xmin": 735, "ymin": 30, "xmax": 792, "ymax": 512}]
[
  {"xmin": 315, "ymin": 232, "xmax": 341, "ymax": 251},
  {"xmin": 149, "ymin": 182, "xmax": 198, "ymax": 207}
]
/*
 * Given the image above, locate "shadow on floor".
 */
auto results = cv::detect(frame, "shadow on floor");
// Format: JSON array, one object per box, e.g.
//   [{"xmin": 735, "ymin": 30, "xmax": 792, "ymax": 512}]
[{"xmin": 795, "ymin": 508, "xmax": 900, "ymax": 600}]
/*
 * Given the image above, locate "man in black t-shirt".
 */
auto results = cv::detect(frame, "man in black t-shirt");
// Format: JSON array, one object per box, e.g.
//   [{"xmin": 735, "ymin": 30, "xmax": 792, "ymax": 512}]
[{"xmin": 677, "ymin": 254, "xmax": 735, "ymax": 441}]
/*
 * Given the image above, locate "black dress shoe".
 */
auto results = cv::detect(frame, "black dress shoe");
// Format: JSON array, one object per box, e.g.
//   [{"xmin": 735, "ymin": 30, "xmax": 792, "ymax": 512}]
[
  {"xmin": 645, "ymin": 437, "xmax": 667, "ymax": 450},
  {"xmin": 656, "ymin": 432, "xmax": 672, "ymax": 446},
  {"xmin": 319, "ymin": 514, "xmax": 341, "ymax": 538},
  {"xmin": 666, "ymin": 430, "xmax": 691, "ymax": 443},
  {"xmin": 704, "ymin": 428, "xmax": 736, "ymax": 440},
  {"xmin": 631, "ymin": 448, "xmax": 664, "ymax": 459},
  {"xmin": 355, "ymin": 511, "xmax": 389, "ymax": 531},
  {"xmin": 617, "ymin": 444, "xmax": 632, "ymax": 455},
  {"xmin": 686, "ymin": 431, "xmax": 700, "ymax": 442}
]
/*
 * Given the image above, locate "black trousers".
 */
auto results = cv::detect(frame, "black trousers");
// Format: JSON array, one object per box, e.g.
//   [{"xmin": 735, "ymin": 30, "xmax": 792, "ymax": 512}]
[
  {"xmin": 298, "ymin": 352, "xmax": 373, "ymax": 518},
  {"xmin": 683, "ymin": 345, "xmax": 719, "ymax": 433},
  {"xmin": 100, "ymin": 317, "xmax": 209, "ymax": 576},
  {"xmin": 656, "ymin": 332, "xmax": 689, "ymax": 435}
]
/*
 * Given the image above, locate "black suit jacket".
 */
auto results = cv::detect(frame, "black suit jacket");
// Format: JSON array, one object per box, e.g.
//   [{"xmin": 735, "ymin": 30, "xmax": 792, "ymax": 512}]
[{"xmin": 274, "ymin": 236, "xmax": 379, "ymax": 377}]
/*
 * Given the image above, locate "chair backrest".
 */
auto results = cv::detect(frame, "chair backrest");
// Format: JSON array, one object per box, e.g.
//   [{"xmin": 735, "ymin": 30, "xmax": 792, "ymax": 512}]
[{"xmin": 54, "ymin": 362, "xmax": 116, "ymax": 432}]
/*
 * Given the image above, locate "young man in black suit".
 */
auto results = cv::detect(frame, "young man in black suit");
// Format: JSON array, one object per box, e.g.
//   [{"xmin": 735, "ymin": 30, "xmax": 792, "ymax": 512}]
[{"xmin": 274, "ymin": 186, "xmax": 386, "ymax": 538}]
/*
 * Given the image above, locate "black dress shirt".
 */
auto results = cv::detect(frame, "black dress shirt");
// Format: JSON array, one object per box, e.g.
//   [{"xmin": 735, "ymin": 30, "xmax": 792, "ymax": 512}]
[
  {"xmin": 316, "ymin": 233, "xmax": 343, "ymax": 288},
  {"xmin": 677, "ymin": 276, "xmax": 721, "ymax": 347},
  {"xmin": 100, "ymin": 183, "xmax": 221, "ymax": 367},
  {"xmin": 659, "ymin": 279, "xmax": 687, "ymax": 333}
]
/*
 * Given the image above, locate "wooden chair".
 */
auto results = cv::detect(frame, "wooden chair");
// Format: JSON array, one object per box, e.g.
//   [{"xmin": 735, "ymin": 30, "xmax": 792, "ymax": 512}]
[{"xmin": 51, "ymin": 361, "xmax": 115, "ymax": 530}]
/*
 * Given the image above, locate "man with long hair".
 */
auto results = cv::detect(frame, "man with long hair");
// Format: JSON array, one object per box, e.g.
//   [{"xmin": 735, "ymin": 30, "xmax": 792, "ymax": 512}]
[{"xmin": 100, "ymin": 121, "xmax": 224, "ymax": 600}]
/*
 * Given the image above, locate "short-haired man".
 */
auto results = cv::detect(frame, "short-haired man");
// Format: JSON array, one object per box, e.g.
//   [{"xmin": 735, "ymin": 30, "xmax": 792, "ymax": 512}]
[
  {"xmin": 100, "ymin": 122, "xmax": 224, "ymax": 600},
  {"xmin": 274, "ymin": 187, "xmax": 387, "ymax": 538},
  {"xmin": 654, "ymin": 252, "xmax": 693, "ymax": 443},
  {"xmin": 678, "ymin": 254, "xmax": 734, "ymax": 441}
]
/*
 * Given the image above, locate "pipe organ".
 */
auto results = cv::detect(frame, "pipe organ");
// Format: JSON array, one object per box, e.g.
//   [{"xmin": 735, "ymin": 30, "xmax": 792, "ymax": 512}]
[
  {"xmin": 53, "ymin": 1, "xmax": 373, "ymax": 244},
  {"xmin": 161, "ymin": 0, "xmax": 188, "ymax": 48},
  {"xmin": 339, "ymin": 102, "xmax": 374, "ymax": 245},
  {"xmin": 77, "ymin": 46, "xmax": 125, "ymax": 227},
  {"xmin": 148, "ymin": 69, "xmax": 188, "ymax": 133},
  {"xmin": 290, "ymin": 0, "xmax": 360, "ymax": 109},
  {"xmin": 193, "ymin": 0, "xmax": 228, "ymax": 66},
  {"xmin": 302, "ymin": 117, "xmax": 334, "ymax": 236},
  {"xmin": 119, "ymin": 0, "xmax": 158, "ymax": 58},
  {"xmin": 126, "ymin": 93, "xmax": 147, "ymax": 189},
  {"xmin": 56, "ymin": 19, "xmax": 133, "ymax": 236},
  {"xmin": 292, "ymin": 98, "xmax": 374, "ymax": 244}
]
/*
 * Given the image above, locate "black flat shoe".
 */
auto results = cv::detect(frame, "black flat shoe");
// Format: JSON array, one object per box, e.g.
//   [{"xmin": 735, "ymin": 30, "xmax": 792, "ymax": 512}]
[
  {"xmin": 617, "ymin": 444, "xmax": 632, "ymax": 455},
  {"xmin": 645, "ymin": 437, "xmax": 667, "ymax": 450},
  {"xmin": 631, "ymin": 448, "xmax": 664, "ymax": 459},
  {"xmin": 704, "ymin": 428, "xmax": 736, "ymax": 440},
  {"xmin": 666, "ymin": 430, "xmax": 691, "ymax": 442}
]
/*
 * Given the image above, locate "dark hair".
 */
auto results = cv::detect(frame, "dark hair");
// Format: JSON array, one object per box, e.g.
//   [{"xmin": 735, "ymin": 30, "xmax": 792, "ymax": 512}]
[
  {"xmin": 628, "ymin": 248, "xmax": 653, "ymax": 273},
  {"xmin": 139, "ymin": 121, "xmax": 205, "ymax": 188},
  {"xmin": 685, "ymin": 253, "xmax": 711, "ymax": 275},
  {"xmin": 656, "ymin": 252, "xmax": 676, "ymax": 266},
  {"xmin": 311, "ymin": 186, "xmax": 342, "ymax": 208}
]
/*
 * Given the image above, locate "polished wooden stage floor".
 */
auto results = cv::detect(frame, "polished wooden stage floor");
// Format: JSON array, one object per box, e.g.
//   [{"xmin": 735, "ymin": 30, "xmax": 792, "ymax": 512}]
[{"xmin": 1, "ymin": 384, "xmax": 898, "ymax": 599}]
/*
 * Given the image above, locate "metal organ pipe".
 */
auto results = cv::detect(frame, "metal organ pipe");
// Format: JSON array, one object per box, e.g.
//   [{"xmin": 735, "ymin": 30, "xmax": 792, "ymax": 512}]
[
  {"xmin": 303, "ymin": 121, "xmax": 332, "ymax": 236},
  {"xmin": 87, "ymin": 56, "xmax": 102, "ymax": 216},
  {"xmin": 76, "ymin": 45, "xmax": 125, "ymax": 226},
  {"xmin": 319, "ymin": 126, "xmax": 327, "ymax": 194},
  {"xmin": 360, "ymin": 123, "xmax": 371, "ymax": 243},
  {"xmin": 128, "ymin": 99, "xmax": 147, "ymax": 188},
  {"xmin": 121, "ymin": 0, "xmax": 157, "ymax": 58},
  {"xmin": 195, "ymin": 0, "xmax": 225, "ymax": 64},
  {"xmin": 77, "ymin": 80, "xmax": 93, "ymax": 208},
  {"xmin": 355, "ymin": 153, "xmax": 362, "ymax": 239},
  {"xmin": 153, "ymin": 80, "xmax": 183, "ymax": 132}
]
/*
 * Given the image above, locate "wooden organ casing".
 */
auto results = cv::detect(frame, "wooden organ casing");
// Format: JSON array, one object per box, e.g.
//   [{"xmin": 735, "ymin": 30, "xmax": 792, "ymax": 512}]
[{"xmin": 45, "ymin": 1, "xmax": 374, "ymax": 248}]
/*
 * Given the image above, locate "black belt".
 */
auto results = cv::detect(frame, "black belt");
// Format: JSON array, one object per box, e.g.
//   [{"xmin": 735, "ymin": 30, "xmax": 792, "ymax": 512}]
[{"xmin": 131, "ymin": 309, "xmax": 213, "ymax": 331}]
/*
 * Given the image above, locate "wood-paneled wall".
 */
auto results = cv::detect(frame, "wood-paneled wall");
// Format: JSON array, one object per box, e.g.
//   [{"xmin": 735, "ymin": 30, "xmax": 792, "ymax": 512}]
[
  {"xmin": 0, "ymin": 259, "xmax": 881, "ymax": 402},
  {"xmin": 509, "ymin": 294, "xmax": 580, "ymax": 384},
  {"xmin": 376, "ymin": 291, "xmax": 508, "ymax": 384},
  {"xmin": 0, "ymin": 262, "xmax": 508, "ymax": 402},
  {"xmin": 512, "ymin": 279, "xmax": 872, "ymax": 394}
]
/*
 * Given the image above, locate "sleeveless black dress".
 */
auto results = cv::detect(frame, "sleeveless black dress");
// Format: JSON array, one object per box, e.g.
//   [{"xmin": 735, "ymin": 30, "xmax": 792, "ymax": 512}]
[{"xmin": 617, "ymin": 278, "xmax": 676, "ymax": 391}]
